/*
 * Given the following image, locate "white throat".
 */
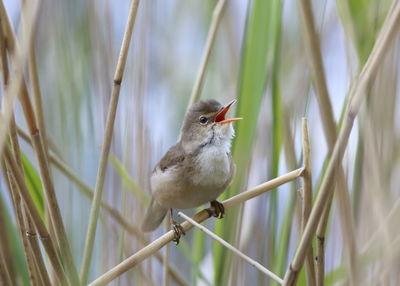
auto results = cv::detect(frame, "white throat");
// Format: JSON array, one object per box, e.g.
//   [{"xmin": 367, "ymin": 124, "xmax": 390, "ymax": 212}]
[{"xmin": 182, "ymin": 123, "xmax": 235, "ymax": 154}]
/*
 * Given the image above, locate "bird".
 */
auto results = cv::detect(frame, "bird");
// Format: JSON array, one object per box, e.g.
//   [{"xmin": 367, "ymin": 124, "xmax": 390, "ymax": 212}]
[{"xmin": 141, "ymin": 99, "xmax": 242, "ymax": 243}]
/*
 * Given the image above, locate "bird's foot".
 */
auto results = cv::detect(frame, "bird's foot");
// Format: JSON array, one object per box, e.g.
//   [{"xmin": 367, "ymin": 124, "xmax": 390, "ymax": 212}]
[
  {"xmin": 207, "ymin": 200, "xmax": 225, "ymax": 219},
  {"xmin": 171, "ymin": 221, "xmax": 185, "ymax": 245}
]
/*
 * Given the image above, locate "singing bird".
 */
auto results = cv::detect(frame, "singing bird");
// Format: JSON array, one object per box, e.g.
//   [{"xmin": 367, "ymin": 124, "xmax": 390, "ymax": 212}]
[{"xmin": 141, "ymin": 99, "xmax": 242, "ymax": 243}]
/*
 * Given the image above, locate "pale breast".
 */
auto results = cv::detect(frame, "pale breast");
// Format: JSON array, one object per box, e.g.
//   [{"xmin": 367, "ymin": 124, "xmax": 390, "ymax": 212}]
[{"xmin": 191, "ymin": 145, "xmax": 231, "ymax": 188}]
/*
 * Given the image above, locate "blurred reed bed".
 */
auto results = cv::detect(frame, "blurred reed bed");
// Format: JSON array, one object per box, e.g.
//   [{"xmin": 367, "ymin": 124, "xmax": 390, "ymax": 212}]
[{"xmin": 0, "ymin": 0, "xmax": 400, "ymax": 285}]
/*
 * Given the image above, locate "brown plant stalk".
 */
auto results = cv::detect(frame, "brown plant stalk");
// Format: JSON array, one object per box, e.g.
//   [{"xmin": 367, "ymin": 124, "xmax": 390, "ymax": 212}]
[
  {"xmin": 0, "ymin": 7, "xmax": 51, "ymax": 286},
  {"xmin": 79, "ymin": 0, "xmax": 141, "ymax": 283},
  {"xmin": 0, "ymin": 192, "xmax": 15, "ymax": 285},
  {"xmin": 283, "ymin": 1, "xmax": 400, "ymax": 284},
  {"xmin": 3, "ymin": 146, "xmax": 69, "ymax": 286},
  {"xmin": 0, "ymin": 17, "xmax": 36, "ymax": 286},
  {"xmin": 2, "ymin": 165, "xmax": 52, "ymax": 286},
  {"xmin": 298, "ymin": 0, "xmax": 359, "ymax": 284},
  {"xmin": 0, "ymin": 0, "xmax": 33, "ymax": 163},
  {"xmin": 300, "ymin": 118, "xmax": 316, "ymax": 286},
  {"xmin": 0, "ymin": 1, "xmax": 81, "ymax": 284}
]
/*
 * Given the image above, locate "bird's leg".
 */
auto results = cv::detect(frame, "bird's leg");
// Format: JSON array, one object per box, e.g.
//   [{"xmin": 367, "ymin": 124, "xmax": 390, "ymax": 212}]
[
  {"xmin": 207, "ymin": 200, "xmax": 225, "ymax": 219},
  {"xmin": 169, "ymin": 208, "xmax": 185, "ymax": 244}
]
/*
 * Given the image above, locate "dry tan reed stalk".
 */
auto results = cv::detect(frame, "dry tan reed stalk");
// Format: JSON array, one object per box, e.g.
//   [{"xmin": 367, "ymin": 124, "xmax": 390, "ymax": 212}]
[
  {"xmin": 298, "ymin": 0, "xmax": 359, "ymax": 284},
  {"xmin": 0, "ymin": 16, "xmax": 39, "ymax": 286},
  {"xmin": 315, "ymin": 188, "xmax": 332, "ymax": 286},
  {"xmin": 0, "ymin": 15, "xmax": 52, "ymax": 286},
  {"xmin": 7, "ymin": 123, "xmax": 52, "ymax": 286},
  {"xmin": 79, "ymin": 1, "xmax": 141, "ymax": 283},
  {"xmin": 187, "ymin": 0, "xmax": 227, "ymax": 108},
  {"xmin": 88, "ymin": 168, "xmax": 303, "ymax": 286},
  {"xmin": 0, "ymin": 190, "xmax": 16, "ymax": 285},
  {"xmin": 2, "ymin": 146, "xmax": 69, "ymax": 286},
  {"xmin": 2, "ymin": 169, "xmax": 36, "ymax": 285},
  {"xmin": 283, "ymin": 2, "xmax": 400, "ymax": 285},
  {"xmin": 300, "ymin": 118, "xmax": 316, "ymax": 286},
  {"xmin": 0, "ymin": 252, "xmax": 13, "ymax": 286},
  {"xmin": 0, "ymin": 1, "xmax": 80, "ymax": 284},
  {"xmin": 20, "ymin": 33, "xmax": 81, "ymax": 286},
  {"xmin": 6, "ymin": 138, "xmax": 41, "ymax": 286},
  {"xmin": 0, "ymin": 0, "xmax": 34, "ymax": 162},
  {"xmin": 2, "ymin": 164, "xmax": 52, "ymax": 286},
  {"xmin": 20, "ymin": 2, "xmax": 55, "ymax": 282},
  {"xmin": 0, "ymin": 256, "xmax": 12, "ymax": 284},
  {"xmin": 179, "ymin": 211, "xmax": 284, "ymax": 284},
  {"xmin": 17, "ymin": 125, "xmax": 62, "ymax": 158},
  {"xmin": 27, "ymin": 32, "xmax": 48, "ymax": 158},
  {"xmin": 162, "ymin": 220, "xmax": 170, "ymax": 286},
  {"xmin": 19, "ymin": 1, "xmax": 42, "ymax": 121}
]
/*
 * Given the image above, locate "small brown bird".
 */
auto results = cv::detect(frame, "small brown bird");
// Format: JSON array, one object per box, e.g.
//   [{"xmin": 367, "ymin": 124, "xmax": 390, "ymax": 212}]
[{"xmin": 141, "ymin": 99, "xmax": 242, "ymax": 242}]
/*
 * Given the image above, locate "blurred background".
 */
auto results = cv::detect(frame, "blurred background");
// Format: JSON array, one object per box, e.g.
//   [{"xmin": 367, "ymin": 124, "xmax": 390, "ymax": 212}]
[{"xmin": 1, "ymin": 0, "xmax": 399, "ymax": 285}]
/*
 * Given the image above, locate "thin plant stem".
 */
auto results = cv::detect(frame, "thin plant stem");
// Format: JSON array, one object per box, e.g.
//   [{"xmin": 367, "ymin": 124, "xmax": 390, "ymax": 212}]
[
  {"xmin": 17, "ymin": 125, "xmax": 62, "ymax": 158},
  {"xmin": 186, "ymin": 0, "xmax": 227, "ymax": 109},
  {"xmin": 0, "ymin": 1, "xmax": 80, "ymax": 284},
  {"xmin": 28, "ymin": 25, "xmax": 48, "ymax": 158},
  {"xmin": 300, "ymin": 118, "xmax": 316, "ymax": 286},
  {"xmin": 0, "ymin": 14, "xmax": 39, "ymax": 286},
  {"xmin": 20, "ymin": 0, "xmax": 46, "ymax": 153},
  {"xmin": 0, "ymin": 10, "xmax": 51, "ymax": 285},
  {"xmin": 283, "ymin": 2, "xmax": 400, "ymax": 284},
  {"xmin": 21, "ymin": 37, "xmax": 81, "ymax": 286},
  {"xmin": 162, "ymin": 220, "xmax": 170, "ymax": 286},
  {"xmin": 2, "ymin": 164, "xmax": 52, "ymax": 286},
  {"xmin": 88, "ymin": 168, "xmax": 303, "ymax": 286},
  {"xmin": 0, "ymin": 253, "xmax": 13, "ymax": 286},
  {"xmin": 0, "ymin": 192, "xmax": 16, "ymax": 285},
  {"xmin": 178, "ymin": 212, "xmax": 283, "ymax": 284},
  {"xmin": 0, "ymin": 0, "xmax": 35, "ymax": 160},
  {"xmin": 298, "ymin": 0, "xmax": 359, "ymax": 284},
  {"xmin": 79, "ymin": 1, "xmax": 141, "ymax": 283},
  {"xmin": 315, "ymin": 189, "xmax": 333, "ymax": 286},
  {"xmin": 3, "ymin": 146, "xmax": 69, "ymax": 286}
]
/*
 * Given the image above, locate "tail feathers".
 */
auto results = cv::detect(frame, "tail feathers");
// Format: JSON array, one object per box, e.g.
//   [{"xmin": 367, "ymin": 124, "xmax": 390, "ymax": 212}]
[{"xmin": 141, "ymin": 198, "xmax": 168, "ymax": 232}]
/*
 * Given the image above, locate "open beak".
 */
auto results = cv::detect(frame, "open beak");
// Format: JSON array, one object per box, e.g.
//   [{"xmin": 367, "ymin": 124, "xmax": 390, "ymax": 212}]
[{"xmin": 214, "ymin": 99, "xmax": 243, "ymax": 125}]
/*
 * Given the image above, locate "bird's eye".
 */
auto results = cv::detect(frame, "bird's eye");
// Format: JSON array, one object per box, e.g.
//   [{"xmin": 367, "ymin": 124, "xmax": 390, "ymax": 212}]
[{"xmin": 199, "ymin": 116, "xmax": 208, "ymax": 125}]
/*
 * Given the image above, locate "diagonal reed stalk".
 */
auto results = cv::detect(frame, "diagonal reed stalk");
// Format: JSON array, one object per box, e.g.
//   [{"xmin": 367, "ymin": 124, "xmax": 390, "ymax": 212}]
[
  {"xmin": 178, "ymin": 211, "xmax": 284, "ymax": 284},
  {"xmin": 300, "ymin": 118, "xmax": 316, "ymax": 286},
  {"xmin": 283, "ymin": 2, "xmax": 400, "ymax": 284},
  {"xmin": 1, "ymin": 3, "xmax": 52, "ymax": 285},
  {"xmin": 0, "ymin": 14, "xmax": 38, "ymax": 286},
  {"xmin": 88, "ymin": 168, "xmax": 303, "ymax": 286},
  {"xmin": 186, "ymin": 0, "xmax": 227, "ymax": 109},
  {"xmin": 3, "ymin": 146, "xmax": 69, "ymax": 286},
  {"xmin": 79, "ymin": 0, "xmax": 141, "ymax": 283},
  {"xmin": 0, "ymin": 191, "xmax": 15, "ymax": 285},
  {"xmin": 2, "ymin": 164, "xmax": 51, "ymax": 286},
  {"xmin": 162, "ymin": 220, "xmax": 170, "ymax": 286},
  {"xmin": 0, "ymin": 0, "xmax": 33, "ymax": 162},
  {"xmin": 0, "ymin": 2, "xmax": 81, "ymax": 284},
  {"xmin": 298, "ymin": 0, "xmax": 359, "ymax": 284},
  {"xmin": 25, "ymin": 15, "xmax": 48, "ymax": 161}
]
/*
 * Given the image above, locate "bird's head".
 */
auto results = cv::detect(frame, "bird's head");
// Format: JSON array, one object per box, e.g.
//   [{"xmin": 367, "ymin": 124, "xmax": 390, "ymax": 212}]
[{"xmin": 180, "ymin": 99, "xmax": 242, "ymax": 152}]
